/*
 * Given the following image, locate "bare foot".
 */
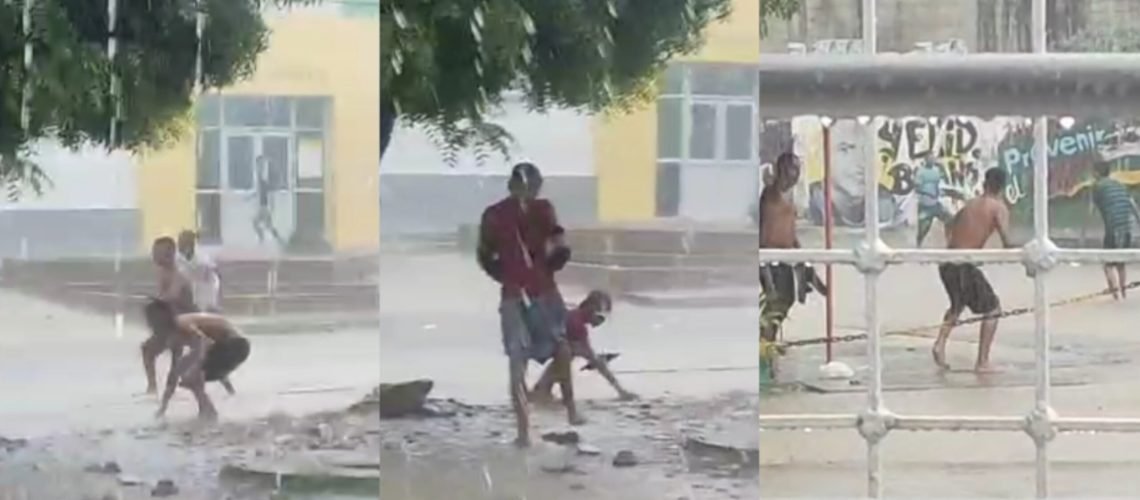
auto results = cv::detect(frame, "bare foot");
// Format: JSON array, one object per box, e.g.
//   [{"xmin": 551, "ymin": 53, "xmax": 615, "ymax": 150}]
[
  {"xmin": 931, "ymin": 345, "xmax": 950, "ymax": 371},
  {"xmin": 513, "ymin": 435, "xmax": 531, "ymax": 448},
  {"xmin": 196, "ymin": 411, "xmax": 219, "ymax": 424},
  {"xmin": 529, "ymin": 391, "xmax": 558, "ymax": 407},
  {"xmin": 145, "ymin": 386, "xmax": 157, "ymax": 395},
  {"xmin": 568, "ymin": 413, "xmax": 587, "ymax": 426},
  {"xmin": 974, "ymin": 363, "xmax": 1001, "ymax": 374}
]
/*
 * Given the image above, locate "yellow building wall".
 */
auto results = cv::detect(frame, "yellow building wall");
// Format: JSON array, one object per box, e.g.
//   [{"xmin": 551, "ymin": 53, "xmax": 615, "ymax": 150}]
[
  {"xmin": 593, "ymin": 0, "xmax": 760, "ymax": 221},
  {"xmin": 136, "ymin": 11, "xmax": 380, "ymax": 253}
]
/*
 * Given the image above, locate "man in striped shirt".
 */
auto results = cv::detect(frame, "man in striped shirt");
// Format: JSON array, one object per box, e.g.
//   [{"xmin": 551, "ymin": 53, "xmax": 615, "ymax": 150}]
[{"xmin": 1091, "ymin": 161, "xmax": 1140, "ymax": 299}]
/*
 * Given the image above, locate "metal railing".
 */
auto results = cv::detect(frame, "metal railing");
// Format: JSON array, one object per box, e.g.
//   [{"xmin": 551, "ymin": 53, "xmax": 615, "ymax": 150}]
[{"xmin": 757, "ymin": 0, "xmax": 1140, "ymax": 498}]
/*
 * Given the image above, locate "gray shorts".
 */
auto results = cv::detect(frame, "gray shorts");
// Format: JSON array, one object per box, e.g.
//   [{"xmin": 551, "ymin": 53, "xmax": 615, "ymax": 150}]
[{"xmin": 500, "ymin": 293, "xmax": 567, "ymax": 364}]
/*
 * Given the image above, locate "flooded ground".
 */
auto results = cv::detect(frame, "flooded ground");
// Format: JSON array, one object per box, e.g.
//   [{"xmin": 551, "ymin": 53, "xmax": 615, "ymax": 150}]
[
  {"xmin": 762, "ymin": 261, "xmax": 1140, "ymax": 497},
  {"xmin": 379, "ymin": 251, "xmax": 759, "ymax": 499},
  {"xmin": 0, "ymin": 289, "xmax": 380, "ymax": 499},
  {"xmin": 381, "ymin": 393, "xmax": 758, "ymax": 500}
]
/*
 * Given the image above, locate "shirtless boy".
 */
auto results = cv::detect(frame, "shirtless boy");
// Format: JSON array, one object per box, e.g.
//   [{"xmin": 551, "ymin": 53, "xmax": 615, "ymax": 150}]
[
  {"xmin": 530, "ymin": 291, "xmax": 638, "ymax": 402},
  {"xmin": 156, "ymin": 310, "xmax": 251, "ymax": 420},
  {"xmin": 142, "ymin": 237, "xmax": 193, "ymax": 395},
  {"xmin": 933, "ymin": 168, "xmax": 1015, "ymax": 373},
  {"xmin": 759, "ymin": 153, "xmax": 802, "ymax": 342}
]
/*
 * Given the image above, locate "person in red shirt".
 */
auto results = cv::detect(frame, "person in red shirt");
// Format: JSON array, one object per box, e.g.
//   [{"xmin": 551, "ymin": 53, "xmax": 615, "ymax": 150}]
[
  {"xmin": 531, "ymin": 290, "xmax": 638, "ymax": 402},
  {"xmin": 477, "ymin": 163, "xmax": 582, "ymax": 447}
]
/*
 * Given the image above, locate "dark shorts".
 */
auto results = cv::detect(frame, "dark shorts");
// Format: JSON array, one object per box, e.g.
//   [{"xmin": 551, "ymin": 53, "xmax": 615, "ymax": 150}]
[
  {"xmin": 500, "ymin": 293, "xmax": 567, "ymax": 364},
  {"xmin": 760, "ymin": 264, "xmax": 796, "ymax": 324},
  {"xmin": 202, "ymin": 336, "xmax": 250, "ymax": 382},
  {"xmin": 1104, "ymin": 227, "xmax": 1133, "ymax": 253},
  {"xmin": 939, "ymin": 263, "xmax": 1000, "ymax": 314}
]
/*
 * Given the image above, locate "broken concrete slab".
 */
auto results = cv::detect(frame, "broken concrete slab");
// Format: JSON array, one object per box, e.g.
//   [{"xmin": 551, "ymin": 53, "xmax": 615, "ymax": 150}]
[
  {"xmin": 612, "ymin": 450, "xmax": 638, "ymax": 467},
  {"xmin": 367, "ymin": 380, "xmax": 433, "ymax": 418},
  {"xmin": 0, "ymin": 437, "xmax": 27, "ymax": 454},
  {"xmin": 683, "ymin": 435, "xmax": 759, "ymax": 465},
  {"xmin": 150, "ymin": 479, "xmax": 178, "ymax": 497},
  {"xmin": 221, "ymin": 450, "xmax": 379, "ymax": 495},
  {"xmin": 540, "ymin": 431, "xmax": 580, "ymax": 446}
]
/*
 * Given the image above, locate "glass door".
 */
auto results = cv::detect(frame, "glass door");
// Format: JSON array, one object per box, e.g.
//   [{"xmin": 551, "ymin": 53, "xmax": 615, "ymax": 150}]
[{"xmin": 219, "ymin": 133, "xmax": 294, "ymax": 251}]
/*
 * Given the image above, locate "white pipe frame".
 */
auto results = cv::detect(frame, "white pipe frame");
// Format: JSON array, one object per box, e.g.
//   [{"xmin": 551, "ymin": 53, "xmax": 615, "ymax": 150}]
[
  {"xmin": 756, "ymin": 0, "xmax": 1140, "ymax": 497},
  {"xmin": 20, "ymin": 0, "xmax": 34, "ymax": 132},
  {"xmin": 107, "ymin": 0, "xmax": 121, "ymax": 145}
]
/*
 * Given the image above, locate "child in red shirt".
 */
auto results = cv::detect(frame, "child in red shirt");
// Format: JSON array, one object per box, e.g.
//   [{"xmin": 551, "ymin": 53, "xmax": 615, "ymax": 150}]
[{"xmin": 531, "ymin": 291, "xmax": 638, "ymax": 402}]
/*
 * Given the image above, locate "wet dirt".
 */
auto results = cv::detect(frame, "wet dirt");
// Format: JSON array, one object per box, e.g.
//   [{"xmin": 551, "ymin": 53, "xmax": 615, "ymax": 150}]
[
  {"xmin": 379, "ymin": 392, "xmax": 759, "ymax": 500},
  {"xmin": 0, "ymin": 405, "xmax": 381, "ymax": 499}
]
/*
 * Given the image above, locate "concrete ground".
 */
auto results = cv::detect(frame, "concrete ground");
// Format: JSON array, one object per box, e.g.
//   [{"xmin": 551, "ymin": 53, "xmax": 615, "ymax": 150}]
[
  {"xmin": 0, "ymin": 289, "xmax": 380, "ymax": 498},
  {"xmin": 7, "ymin": 238, "xmax": 1137, "ymax": 498},
  {"xmin": 764, "ymin": 259, "xmax": 1140, "ymax": 498},
  {"xmin": 378, "ymin": 251, "xmax": 760, "ymax": 500}
]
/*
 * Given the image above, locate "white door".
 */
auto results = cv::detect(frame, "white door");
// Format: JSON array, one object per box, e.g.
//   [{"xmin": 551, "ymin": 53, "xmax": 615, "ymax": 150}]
[
  {"xmin": 221, "ymin": 133, "xmax": 295, "ymax": 251},
  {"xmin": 679, "ymin": 101, "xmax": 757, "ymax": 222}
]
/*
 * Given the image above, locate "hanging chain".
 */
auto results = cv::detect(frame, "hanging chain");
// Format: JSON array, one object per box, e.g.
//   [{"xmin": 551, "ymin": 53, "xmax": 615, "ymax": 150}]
[{"xmin": 781, "ymin": 280, "xmax": 1140, "ymax": 349}]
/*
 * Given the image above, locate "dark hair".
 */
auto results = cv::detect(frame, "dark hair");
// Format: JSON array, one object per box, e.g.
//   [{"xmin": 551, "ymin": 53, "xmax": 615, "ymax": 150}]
[
  {"xmin": 582, "ymin": 290, "xmax": 612, "ymax": 311},
  {"xmin": 144, "ymin": 299, "xmax": 177, "ymax": 338},
  {"xmin": 775, "ymin": 152, "xmax": 799, "ymax": 171},
  {"xmin": 1095, "ymin": 161, "xmax": 1112, "ymax": 178},
  {"xmin": 508, "ymin": 162, "xmax": 543, "ymax": 190},
  {"xmin": 983, "ymin": 168, "xmax": 1007, "ymax": 193},
  {"xmin": 153, "ymin": 237, "xmax": 175, "ymax": 248},
  {"xmin": 774, "ymin": 152, "xmax": 801, "ymax": 180}
]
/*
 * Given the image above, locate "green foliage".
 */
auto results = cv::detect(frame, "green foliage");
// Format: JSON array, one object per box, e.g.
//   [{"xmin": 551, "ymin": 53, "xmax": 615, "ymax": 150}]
[
  {"xmin": 760, "ymin": 0, "xmax": 799, "ymax": 38},
  {"xmin": 0, "ymin": 0, "xmax": 299, "ymax": 199},
  {"xmin": 1055, "ymin": 26, "xmax": 1140, "ymax": 53},
  {"xmin": 381, "ymin": 0, "xmax": 733, "ymax": 163}
]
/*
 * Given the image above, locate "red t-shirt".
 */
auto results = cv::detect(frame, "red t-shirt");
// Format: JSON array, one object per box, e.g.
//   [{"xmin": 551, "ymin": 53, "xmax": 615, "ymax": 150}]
[
  {"xmin": 565, "ymin": 307, "xmax": 590, "ymax": 342},
  {"xmin": 480, "ymin": 197, "xmax": 560, "ymax": 298}
]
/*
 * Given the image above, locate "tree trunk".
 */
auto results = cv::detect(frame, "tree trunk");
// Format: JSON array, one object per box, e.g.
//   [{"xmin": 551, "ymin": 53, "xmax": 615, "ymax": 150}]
[{"xmin": 380, "ymin": 97, "xmax": 396, "ymax": 161}]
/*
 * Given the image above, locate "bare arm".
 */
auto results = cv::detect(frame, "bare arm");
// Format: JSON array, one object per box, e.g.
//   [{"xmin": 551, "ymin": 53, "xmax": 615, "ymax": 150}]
[
  {"xmin": 995, "ymin": 203, "xmax": 1014, "ymax": 249},
  {"xmin": 580, "ymin": 342, "xmax": 634, "ymax": 399}
]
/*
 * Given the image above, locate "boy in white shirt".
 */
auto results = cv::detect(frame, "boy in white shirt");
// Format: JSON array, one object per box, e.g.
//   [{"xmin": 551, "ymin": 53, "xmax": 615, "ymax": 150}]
[{"xmin": 176, "ymin": 230, "xmax": 221, "ymax": 313}]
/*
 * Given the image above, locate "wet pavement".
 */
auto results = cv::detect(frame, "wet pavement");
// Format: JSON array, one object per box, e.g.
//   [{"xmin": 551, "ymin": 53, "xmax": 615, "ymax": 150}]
[
  {"xmin": 0, "ymin": 288, "xmax": 380, "ymax": 498},
  {"xmin": 763, "ymin": 260, "xmax": 1140, "ymax": 497},
  {"xmin": 379, "ymin": 251, "xmax": 760, "ymax": 499},
  {"xmin": 9, "ymin": 247, "xmax": 1140, "ymax": 498}
]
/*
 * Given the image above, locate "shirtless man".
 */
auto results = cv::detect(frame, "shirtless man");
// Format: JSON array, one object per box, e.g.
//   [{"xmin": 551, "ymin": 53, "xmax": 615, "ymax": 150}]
[
  {"xmin": 758, "ymin": 153, "xmax": 802, "ymax": 342},
  {"xmin": 933, "ymin": 168, "xmax": 1015, "ymax": 373},
  {"xmin": 155, "ymin": 310, "xmax": 251, "ymax": 420},
  {"xmin": 142, "ymin": 237, "xmax": 194, "ymax": 395}
]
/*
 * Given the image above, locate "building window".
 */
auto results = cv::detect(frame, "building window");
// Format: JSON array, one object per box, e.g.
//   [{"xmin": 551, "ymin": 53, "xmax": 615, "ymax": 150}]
[
  {"xmin": 194, "ymin": 94, "xmax": 333, "ymax": 249},
  {"xmin": 655, "ymin": 62, "xmax": 759, "ymax": 219}
]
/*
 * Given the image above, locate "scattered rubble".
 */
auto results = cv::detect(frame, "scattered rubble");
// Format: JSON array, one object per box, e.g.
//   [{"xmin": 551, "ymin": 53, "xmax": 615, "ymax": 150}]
[
  {"xmin": 150, "ymin": 478, "xmax": 178, "ymax": 497},
  {"xmin": 0, "ymin": 436, "xmax": 27, "ymax": 453},
  {"xmin": 84, "ymin": 461, "xmax": 122, "ymax": 474},
  {"xmin": 612, "ymin": 450, "xmax": 638, "ymax": 467},
  {"xmin": 540, "ymin": 430, "xmax": 580, "ymax": 446}
]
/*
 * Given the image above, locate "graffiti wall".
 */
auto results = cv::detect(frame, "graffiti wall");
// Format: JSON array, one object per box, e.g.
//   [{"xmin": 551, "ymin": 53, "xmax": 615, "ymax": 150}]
[
  {"xmin": 782, "ymin": 116, "xmax": 1140, "ymax": 239},
  {"xmin": 997, "ymin": 119, "xmax": 1140, "ymax": 234},
  {"xmin": 760, "ymin": 39, "xmax": 1140, "ymax": 243}
]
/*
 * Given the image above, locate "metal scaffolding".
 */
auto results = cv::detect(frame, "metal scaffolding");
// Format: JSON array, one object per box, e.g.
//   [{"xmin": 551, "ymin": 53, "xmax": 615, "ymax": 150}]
[{"xmin": 757, "ymin": 0, "xmax": 1140, "ymax": 498}]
